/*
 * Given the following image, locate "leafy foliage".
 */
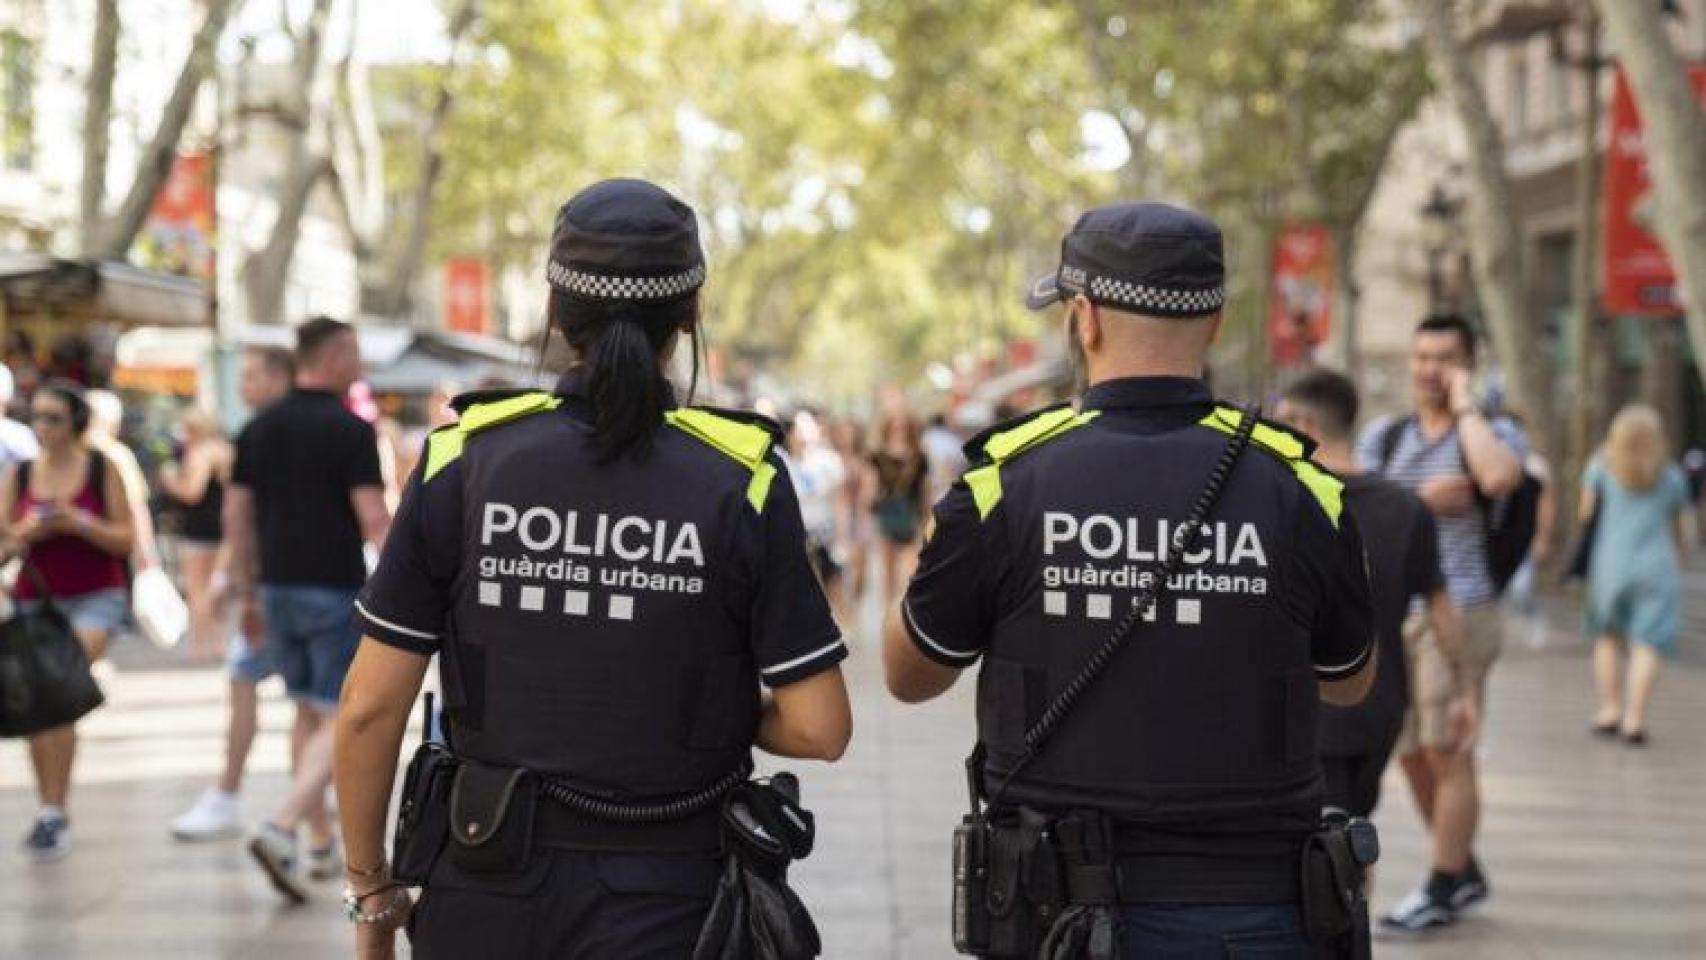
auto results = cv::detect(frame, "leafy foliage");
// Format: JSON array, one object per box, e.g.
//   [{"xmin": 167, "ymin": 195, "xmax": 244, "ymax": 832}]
[{"xmin": 389, "ymin": 0, "xmax": 1428, "ymax": 396}]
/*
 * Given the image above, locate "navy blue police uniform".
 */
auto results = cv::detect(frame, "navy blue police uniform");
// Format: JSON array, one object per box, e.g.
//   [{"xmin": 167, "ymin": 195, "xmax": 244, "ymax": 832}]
[
  {"xmin": 355, "ymin": 182, "xmax": 846, "ymax": 958},
  {"xmin": 905, "ymin": 202, "xmax": 1374, "ymax": 955}
]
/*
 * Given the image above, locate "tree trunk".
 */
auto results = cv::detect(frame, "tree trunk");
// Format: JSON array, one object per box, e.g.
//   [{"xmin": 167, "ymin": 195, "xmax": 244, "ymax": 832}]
[
  {"xmin": 95, "ymin": 0, "xmax": 237, "ymax": 260},
  {"xmin": 239, "ymin": 0, "xmax": 337, "ymax": 325},
  {"xmin": 78, "ymin": 0, "xmax": 120, "ymax": 253},
  {"xmin": 1596, "ymin": 0, "xmax": 1706, "ymax": 388},
  {"xmin": 363, "ymin": 0, "xmax": 479, "ymax": 320},
  {"xmin": 242, "ymin": 154, "xmax": 330, "ymax": 324},
  {"xmin": 1411, "ymin": 0, "xmax": 1550, "ymax": 438}
]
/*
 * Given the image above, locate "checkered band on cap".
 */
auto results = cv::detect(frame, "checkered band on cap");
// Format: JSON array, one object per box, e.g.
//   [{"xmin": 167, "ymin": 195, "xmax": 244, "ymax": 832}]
[
  {"xmin": 1088, "ymin": 276, "xmax": 1225, "ymax": 316},
  {"xmin": 547, "ymin": 260, "xmax": 705, "ymax": 301}
]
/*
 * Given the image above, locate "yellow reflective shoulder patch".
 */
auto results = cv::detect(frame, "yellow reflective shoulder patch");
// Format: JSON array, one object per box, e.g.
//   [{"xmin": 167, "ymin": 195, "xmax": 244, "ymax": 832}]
[
  {"xmin": 1291, "ymin": 459, "xmax": 1344, "ymax": 527},
  {"xmin": 964, "ymin": 463, "xmax": 1002, "ymax": 519},
  {"xmin": 422, "ymin": 427, "xmax": 465, "ymax": 482},
  {"xmin": 461, "ymin": 391, "xmax": 561, "ymax": 432},
  {"xmin": 421, "ymin": 392, "xmax": 562, "ymax": 483},
  {"xmin": 963, "ymin": 406, "xmax": 1098, "ymax": 519},
  {"xmin": 663, "ymin": 408, "xmax": 779, "ymax": 512},
  {"xmin": 1197, "ymin": 406, "xmax": 1342, "ymax": 527}
]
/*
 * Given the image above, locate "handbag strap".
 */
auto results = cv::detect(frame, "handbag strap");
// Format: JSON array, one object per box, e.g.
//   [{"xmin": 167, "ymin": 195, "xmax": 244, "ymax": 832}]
[{"xmin": 974, "ymin": 403, "xmax": 1260, "ymax": 812}]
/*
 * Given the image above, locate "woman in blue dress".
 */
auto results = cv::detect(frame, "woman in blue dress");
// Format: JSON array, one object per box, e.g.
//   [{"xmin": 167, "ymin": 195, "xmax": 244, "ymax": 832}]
[{"xmin": 1582, "ymin": 405, "xmax": 1692, "ymax": 746}]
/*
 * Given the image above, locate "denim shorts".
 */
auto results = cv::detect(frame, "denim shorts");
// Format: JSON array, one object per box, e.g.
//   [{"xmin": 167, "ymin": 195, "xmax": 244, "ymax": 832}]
[
  {"xmin": 226, "ymin": 630, "xmax": 279, "ymax": 684},
  {"xmin": 20, "ymin": 587, "xmax": 130, "ymax": 636},
  {"xmin": 260, "ymin": 585, "xmax": 361, "ymax": 712}
]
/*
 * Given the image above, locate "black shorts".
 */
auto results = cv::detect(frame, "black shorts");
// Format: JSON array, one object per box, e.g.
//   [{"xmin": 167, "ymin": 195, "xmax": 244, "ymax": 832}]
[{"xmin": 1320, "ymin": 751, "xmax": 1390, "ymax": 819}]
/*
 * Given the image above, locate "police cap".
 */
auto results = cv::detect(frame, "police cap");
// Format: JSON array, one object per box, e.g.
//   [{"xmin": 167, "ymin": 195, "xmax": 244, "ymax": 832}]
[
  {"xmin": 1025, "ymin": 201, "xmax": 1225, "ymax": 318},
  {"xmin": 547, "ymin": 178, "xmax": 706, "ymax": 302}
]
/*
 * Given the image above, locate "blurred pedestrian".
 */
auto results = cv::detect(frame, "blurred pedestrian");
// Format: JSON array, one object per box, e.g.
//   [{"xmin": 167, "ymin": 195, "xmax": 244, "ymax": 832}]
[
  {"xmin": 1357, "ymin": 314, "xmax": 1528, "ymax": 934},
  {"xmin": 1, "ymin": 380, "xmax": 135, "ymax": 861},
  {"xmin": 1583, "ymin": 405, "xmax": 1692, "ymax": 746},
  {"xmin": 830, "ymin": 416, "xmax": 874, "ymax": 608},
  {"xmin": 170, "ymin": 345, "xmax": 295, "ymax": 843},
  {"xmin": 156, "ymin": 407, "xmax": 232, "ymax": 662},
  {"xmin": 86, "ymin": 389, "xmax": 160, "ymax": 574},
  {"xmin": 228, "ymin": 318, "xmax": 390, "ymax": 901},
  {"xmin": 0, "ymin": 365, "xmax": 40, "ymax": 472},
  {"xmin": 920, "ymin": 411, "xmax": 965, "ymax": 508},
  {"xmin": 1278, "ymin": 371, "xmax": 1469, "ymax": 864},
  {"xmin": 870, "ymin": 409, "xmax": 927, "ymax": 604},
  {"xmin": 1683, "ymin": 446, "xmax": 1705, "ymax": 545},
  {"xmin": 789, "ymin": 410, "xmax": 846, "ymax": 591}
]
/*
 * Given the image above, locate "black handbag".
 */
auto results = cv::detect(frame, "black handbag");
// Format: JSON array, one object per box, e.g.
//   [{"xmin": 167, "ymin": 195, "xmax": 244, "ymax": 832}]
[{"xmin": 0, "ymin": 557, "xmax": 106, "ymax": 738}]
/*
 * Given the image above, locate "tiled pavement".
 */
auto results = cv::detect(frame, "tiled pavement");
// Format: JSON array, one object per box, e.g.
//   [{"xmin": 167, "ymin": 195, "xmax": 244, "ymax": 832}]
[{"xmin": 1, "ymin": 571, "xmax": 1703, "ymax": 958}]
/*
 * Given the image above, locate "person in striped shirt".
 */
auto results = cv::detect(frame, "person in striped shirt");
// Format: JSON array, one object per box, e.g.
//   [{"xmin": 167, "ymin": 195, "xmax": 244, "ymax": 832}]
[{"xmin": 1355, "ymin": 314, "xmax": 1527, "ymax": 934}]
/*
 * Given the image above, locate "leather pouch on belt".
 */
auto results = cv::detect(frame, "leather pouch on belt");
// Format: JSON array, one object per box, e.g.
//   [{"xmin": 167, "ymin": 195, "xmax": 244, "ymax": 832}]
[{"xmin": 447, "ymin": 759, "xmax": 537, "ymax": 878}]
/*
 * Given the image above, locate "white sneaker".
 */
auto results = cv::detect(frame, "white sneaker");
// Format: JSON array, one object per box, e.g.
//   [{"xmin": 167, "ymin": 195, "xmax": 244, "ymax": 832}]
[
  {"xmin": 170, "ymin": 789, "xmax": 241, "ymax": 842},
  {"xmin": 248, "ymin": 823, "xmax": 309, "ymax": 904}
]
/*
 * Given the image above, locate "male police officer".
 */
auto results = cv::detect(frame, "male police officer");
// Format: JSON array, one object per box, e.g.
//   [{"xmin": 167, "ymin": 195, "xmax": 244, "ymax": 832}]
[{"xmin": 884, "ymin": 202, "xmax": 1375, "ymax": 956}]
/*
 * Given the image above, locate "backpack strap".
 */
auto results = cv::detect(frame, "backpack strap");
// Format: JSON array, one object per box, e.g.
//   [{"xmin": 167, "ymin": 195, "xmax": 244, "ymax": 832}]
[
  {"xmin": 86, "ymin": 447, "xmax": 108, "ymax": 512},
  {"xmin": 1377, "ymin": 415, "xmax": 1413, "ymax": 472}
]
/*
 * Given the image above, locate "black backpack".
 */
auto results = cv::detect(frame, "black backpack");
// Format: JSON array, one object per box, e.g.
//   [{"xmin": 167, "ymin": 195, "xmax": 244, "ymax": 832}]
[{"xmin": 1377, "ymin": 416, "xmax": 1541, "ymax": 595}]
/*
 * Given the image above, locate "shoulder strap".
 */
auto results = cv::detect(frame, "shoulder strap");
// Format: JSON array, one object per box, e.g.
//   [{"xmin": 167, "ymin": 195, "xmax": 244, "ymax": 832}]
[
  {"xmin": 86, "ymin": 447, "xmax": 108, "ymax": 511},
  {"xmin": 663, "ymin": 407, "xmax": 779, "ymax": 513},
  {"xmin": 16, "ymin": 458, "xmax": 30, "ymax": 499},
  {"xmin": 1377, "ymin": 415, "xmax": 1411, "ymax": 472},
  {"xmin": 1199, "ymin": 406, "xmax": 1344, "ymax": 528},
  {"xmin": 961, "ymin": 404, "xmax": 1100, "ymax": 520},
  {"xmin": 975, "ymin": 404, "xmax": 1260, "ymax": 811},
  {"xmin": 423, "ymin": 391, "xmax": 563, "ymax": 482}
]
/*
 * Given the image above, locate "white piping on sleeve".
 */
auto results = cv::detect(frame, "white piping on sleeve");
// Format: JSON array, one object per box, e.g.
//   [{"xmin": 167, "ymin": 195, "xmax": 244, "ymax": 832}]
[{"xmin": 354, "ymin": 600, "xmax": 439, "ymax": 641}]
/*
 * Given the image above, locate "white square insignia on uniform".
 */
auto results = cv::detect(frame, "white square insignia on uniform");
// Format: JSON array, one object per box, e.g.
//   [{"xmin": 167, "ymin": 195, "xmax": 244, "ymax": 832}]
[
  {"xmin": 1043, "ymin": 590, "xmax": 1068, "ymax": 616},
  {"xmin": 519, "ymin": 586, "xmax": 545, "ymax": 612},
  {"xmin": 1086, "ymin": 594, "xmax": 1112, "ymax": 620},
  {"xmin": 1176, "ymin": 598, "xmax": 1201, "ymax": 625},
  {"xmin": 564, "ymin": 590, "xmax": 590, "ymax": 616},
  {"xmin": 609, "ymin": 594, "xmax": 635, "ymax": 620},
  {"xmin": 478, "ymin": 582, "xmax": 502, "ymax": 607}
]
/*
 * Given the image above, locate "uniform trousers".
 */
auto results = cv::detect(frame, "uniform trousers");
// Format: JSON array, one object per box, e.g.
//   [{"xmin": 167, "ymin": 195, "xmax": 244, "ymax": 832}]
[
  {"xmin": 1119, "ymin": 903, "xmax": 1312, "ymax": 958},
  {"xmin": 410, "ymin": 849, "xmax": 719, "ymax": 959}
]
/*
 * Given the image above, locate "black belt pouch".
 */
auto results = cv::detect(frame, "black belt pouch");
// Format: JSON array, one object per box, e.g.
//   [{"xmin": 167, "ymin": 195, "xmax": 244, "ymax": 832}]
[
  {"xmin": 392, "ymin": 742, "xmax": 457, "ymax": 885},
  {"xmin": 1299, "ymin": 827, "xmax": 1362, "ymax": 953},
  {"xmin": 447, "ymin": 759, "xmax": 537, "ymax": 878}
]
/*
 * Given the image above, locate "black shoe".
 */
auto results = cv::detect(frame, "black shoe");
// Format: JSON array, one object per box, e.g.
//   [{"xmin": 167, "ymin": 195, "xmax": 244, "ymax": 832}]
[
  {"xmin": 1382, "ymin": 887, "xmax": 1456, "ymax": 934},
  {"xmin": 1623, "ymin": 730, "xmax": 1649, "ymax": 747},
  {"xmin": 1449, "ymin": 857, "xmax": 1491, "ymax": 913},
  {"xmin": 1591, "ymin": 722, "xmax": 1619, "ymax": 738}
]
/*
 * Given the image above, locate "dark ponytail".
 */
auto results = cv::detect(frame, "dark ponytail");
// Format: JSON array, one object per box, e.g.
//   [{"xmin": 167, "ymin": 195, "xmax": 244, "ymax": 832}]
[{"xmin": 550, "ymin": 289, "xmax": 699, "ymax": 463}]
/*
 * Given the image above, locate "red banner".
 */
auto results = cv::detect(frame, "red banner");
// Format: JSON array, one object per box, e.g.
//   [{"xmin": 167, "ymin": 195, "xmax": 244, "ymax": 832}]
[
  {"xmin": 1269, "ymin": 223, "xmax": 1333, "ymax": 366},
  {"xmin": 137, "ymin": 151, "xmax": 216, "ymax": 282},
  {"xmin": 1604, "ymin": 65, "xmax": 1706, "ymax": 316},
  {"xmin": 443, "ymin": 257, "xmax": 490, "ymax": 335}
]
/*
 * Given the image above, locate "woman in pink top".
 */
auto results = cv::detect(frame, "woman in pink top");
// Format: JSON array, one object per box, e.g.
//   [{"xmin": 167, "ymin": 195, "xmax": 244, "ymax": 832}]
[{"xmin": 1, "ymin": 380, "xmax": 134, "ymax": 861}]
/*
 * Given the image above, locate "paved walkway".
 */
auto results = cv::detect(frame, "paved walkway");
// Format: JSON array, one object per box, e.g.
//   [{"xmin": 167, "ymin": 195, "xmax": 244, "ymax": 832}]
[{"xmin": 1, "ymin": 583, "xmax": 1703, "ymax": 957}]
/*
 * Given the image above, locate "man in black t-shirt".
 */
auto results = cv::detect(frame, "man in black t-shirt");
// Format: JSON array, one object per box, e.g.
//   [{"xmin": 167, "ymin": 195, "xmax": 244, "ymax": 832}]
[
  {"xmin": 1277, "ymin": 371, "xmax": 1469, "ymax": 842},
  {"xmin": 227, "ymin": 318, "xmax": 391, "ymax": 901}
]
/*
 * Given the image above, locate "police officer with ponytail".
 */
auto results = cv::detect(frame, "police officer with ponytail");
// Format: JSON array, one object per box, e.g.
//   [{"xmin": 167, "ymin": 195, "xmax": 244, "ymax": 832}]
[{"xmin": 332, "ymin": 179, "xmax": 852, "ymax": 959}]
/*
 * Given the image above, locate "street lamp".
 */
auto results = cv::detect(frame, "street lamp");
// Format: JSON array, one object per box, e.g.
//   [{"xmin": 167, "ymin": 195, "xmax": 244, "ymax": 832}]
[{"xmin": 1419, "ymin": 183, "xmax": 1463, "ymax": 314}]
